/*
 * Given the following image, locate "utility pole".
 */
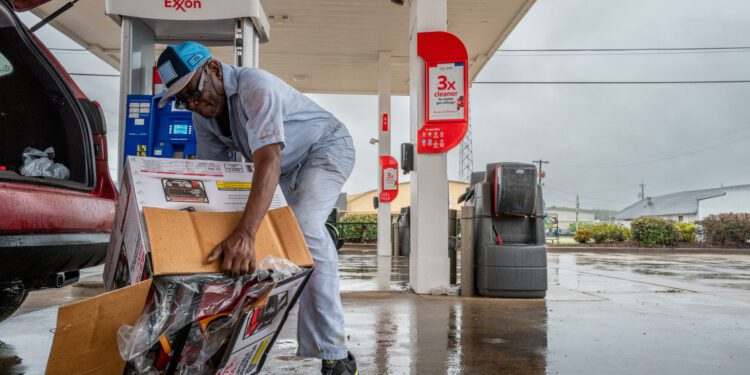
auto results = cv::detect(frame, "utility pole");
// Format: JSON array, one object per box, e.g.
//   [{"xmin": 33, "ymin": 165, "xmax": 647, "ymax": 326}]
[
  {"xmin": 638, "ymin": 180, "xmax": 645, "ymax": 200},
  {"xmin": 576, "ymin": 194, "xmax": 581, "ymax": 230},
  {"xmin": 532, "ymin": 160, "xmax": 549, "ymax": 186}
]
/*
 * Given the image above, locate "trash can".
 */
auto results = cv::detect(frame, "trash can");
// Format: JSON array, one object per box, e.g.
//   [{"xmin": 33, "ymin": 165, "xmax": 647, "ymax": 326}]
[
  {"xmin": 449, "ymin": 209, "xmax": 458, "ymax": 284},
  {"xmin": 397, "ymin": 207, "xmax": 410, "ymax": 256},
  {"xmin": 470, "ymin": 163, "xmax": 547, "ymax": 298}
]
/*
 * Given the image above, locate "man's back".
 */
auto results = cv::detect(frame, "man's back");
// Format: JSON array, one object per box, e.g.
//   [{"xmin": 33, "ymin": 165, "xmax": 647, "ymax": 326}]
[{"xmin": 192, "ymin": 64, "xmax": 348, "ymax": 175}]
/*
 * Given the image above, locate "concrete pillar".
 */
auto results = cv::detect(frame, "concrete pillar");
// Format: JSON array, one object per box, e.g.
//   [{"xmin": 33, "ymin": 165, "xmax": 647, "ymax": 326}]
[
  {"xmin": 233, "ymin": 17, "xmax": 260, "ymax": 162},
  {"xmin": 116, "ymin": 17, "xmax": 154, "ymax": 180},
  {"xmin": 236, "ymin": 18, "xmax": 260, "ymax": 68},
  {"xmin": 377, "ymin": 51, "xmax": 392, "ymax": 257},
  {"xmin": 460, "ymin": 205, "xmax": 475, "ymax": 296},
  {"xmin": 409, "ymin": 0, "xmax": 449, "ymax": 294}
]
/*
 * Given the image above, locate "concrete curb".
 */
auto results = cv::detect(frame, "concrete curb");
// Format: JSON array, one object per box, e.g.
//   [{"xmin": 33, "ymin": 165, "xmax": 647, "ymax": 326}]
[
  {"xmin": 548, "ymin": 247, "xmax": 750, "ymax": 255},
  {"xmin": 341, "ymin": 243, "xmax": 376, "ymax": 249}
]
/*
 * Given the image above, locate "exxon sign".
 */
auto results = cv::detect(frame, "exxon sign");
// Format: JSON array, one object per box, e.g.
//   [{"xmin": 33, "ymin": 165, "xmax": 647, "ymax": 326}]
[{"xmin": 164, "ymin": 0, "xmax": 202, "ymax": 12}]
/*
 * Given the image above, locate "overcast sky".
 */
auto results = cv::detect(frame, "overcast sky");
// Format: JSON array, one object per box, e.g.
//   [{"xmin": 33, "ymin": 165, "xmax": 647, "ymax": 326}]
[{"xmin": 17, "ymin": 0, "xmax": 750, "ymax": 210}]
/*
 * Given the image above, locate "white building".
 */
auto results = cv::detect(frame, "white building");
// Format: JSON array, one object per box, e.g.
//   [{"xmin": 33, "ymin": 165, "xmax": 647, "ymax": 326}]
[
  {"xmin": 615, "ymin": 184, "xmax": 750, "ymax": 223},
  {"xmin": 547, "ymin": 206, "xmax": 596, "ymax": 230}
]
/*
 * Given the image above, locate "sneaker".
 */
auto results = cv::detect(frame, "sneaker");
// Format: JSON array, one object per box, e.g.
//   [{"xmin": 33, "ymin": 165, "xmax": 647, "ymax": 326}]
[{"xmin": 321, "ymin": 351, "xmax": 358, "ymax": 375}]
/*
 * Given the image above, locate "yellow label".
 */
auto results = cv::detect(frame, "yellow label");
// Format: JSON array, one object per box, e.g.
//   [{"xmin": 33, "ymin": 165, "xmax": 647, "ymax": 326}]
[
  {"xmin": 137, "ymin": 145, "xmax": 147, "ymax": 151},
  {"xmin": 216, "ymin": 181, "xmax": 252, "ymax": 191},
  {"xmin": 251, "ymin": 337, "xmax": 271, "ymax": 365}
]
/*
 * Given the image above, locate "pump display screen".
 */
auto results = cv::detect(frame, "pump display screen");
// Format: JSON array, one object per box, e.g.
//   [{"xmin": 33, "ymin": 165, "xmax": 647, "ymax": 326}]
[{"xmin": 173, "ymin": 124, "xmax": 189, "ymax": 135}]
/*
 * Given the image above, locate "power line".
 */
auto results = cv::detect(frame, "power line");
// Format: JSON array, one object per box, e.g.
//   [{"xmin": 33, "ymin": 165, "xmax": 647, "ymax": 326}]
[
  {"xmin": 556, "ymin": 133, "xmax": 750, "ymax": 169},
  {"xmin": 473, "ymin": 80, "xmax": 750, "ymax": 85},
  {"xmin": 495, "ymin": 47, "xmax": 750, "ymax": 58},
  {"xmin": 494, "ymin": 51, "xmax": 750, "ymax": 57},
  {"xmin": 545, "ymin": 186, "xmax": 631, "ymax": 205},
  {"xmin": 557, "ymin": 126, "xmax": 750, "ymax": 168},
  {"xmin": 497, "ymin": 47, "xmax": 750, "ymax": 52}
]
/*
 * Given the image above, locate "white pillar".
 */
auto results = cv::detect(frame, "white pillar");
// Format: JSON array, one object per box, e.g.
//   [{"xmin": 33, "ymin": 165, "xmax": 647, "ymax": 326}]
[
  {"xmin": 233, "ymin": 18, "xmax": 260, "ymax": 162},
  {"xmin": 117, "ymin": 17, "xmax": 154, "ymax": 180},
  {"xmin": 236, "ymin": 18, "xmax": 260, "ymax": 68},
  {"xmin": 409, "ymin": 0, "xmax": 449, "ymax": 294},
  {"xmin": 377, "ymin": 51, "xmax": 392, "ymax": 257}
]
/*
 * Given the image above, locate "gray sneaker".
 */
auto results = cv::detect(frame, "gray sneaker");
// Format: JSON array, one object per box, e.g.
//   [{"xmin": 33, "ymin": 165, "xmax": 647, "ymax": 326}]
[{"xmin": 321, "ymin": 351, "xmax": 358, "ymax": 375}]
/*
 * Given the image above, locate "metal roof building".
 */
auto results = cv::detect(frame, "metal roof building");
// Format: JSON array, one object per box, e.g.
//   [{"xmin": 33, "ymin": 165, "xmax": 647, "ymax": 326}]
[{"xmin": 615, "ymin": 184, "xmax": 750, "ymax": 222}]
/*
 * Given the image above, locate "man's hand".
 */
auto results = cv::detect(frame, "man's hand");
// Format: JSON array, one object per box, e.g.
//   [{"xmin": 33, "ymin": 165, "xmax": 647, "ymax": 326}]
[
  {"xmin": 206, "ymin": 230, "xmax": 257, "ymax": 276},
  {"xmin": 205, "ymin": 143, "xmax": 280, "ymax": 277}
]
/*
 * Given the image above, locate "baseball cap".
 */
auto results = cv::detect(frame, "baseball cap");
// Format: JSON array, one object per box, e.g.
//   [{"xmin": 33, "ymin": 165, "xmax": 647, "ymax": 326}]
[{"xmin": 156, "ymin": 41, "xmax": 213, "ymax": 109}]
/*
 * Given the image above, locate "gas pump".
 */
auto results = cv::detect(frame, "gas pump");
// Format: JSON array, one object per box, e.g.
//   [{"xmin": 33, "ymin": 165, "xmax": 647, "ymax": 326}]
[
  {"xmin": 107, "ymin": 0, "xmax": 270, "ymax": 172},
  {"xmin": 123, "ymin": 95, "xmax": 196, "ymax": 160}
]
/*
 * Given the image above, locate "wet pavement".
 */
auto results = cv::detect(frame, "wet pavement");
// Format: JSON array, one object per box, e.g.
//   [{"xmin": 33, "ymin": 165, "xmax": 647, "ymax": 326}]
[{"xmin": 1, "ymin": 251, "xmax": 749, "ymax": 374}]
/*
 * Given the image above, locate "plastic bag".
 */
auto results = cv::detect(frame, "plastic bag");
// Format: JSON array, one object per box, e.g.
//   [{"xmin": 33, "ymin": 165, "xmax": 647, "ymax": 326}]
[
  {"xmin": 19, "ymin": 147, "xmax": 69, "ymax": 180},
  {"xmin": 429, "ymin": 284, "xmax": 460, "ymax": 296},
  {"xmin": 118, "ymin": 257, "xmax": 302, "ymax": 374}
]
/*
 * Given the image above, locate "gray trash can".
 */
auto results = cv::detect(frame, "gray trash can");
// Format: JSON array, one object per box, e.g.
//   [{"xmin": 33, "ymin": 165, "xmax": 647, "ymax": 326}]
[
  {"xmin": 397, "ymin": 207, "xmax": 410, "ymax": 256},
  {"xmin": 449, "ymin": 209, "xmax": 458, "ymax": 284},
  {"xmin": 470, "ymin": 163, "xmax": 547, "ymax": 298}
]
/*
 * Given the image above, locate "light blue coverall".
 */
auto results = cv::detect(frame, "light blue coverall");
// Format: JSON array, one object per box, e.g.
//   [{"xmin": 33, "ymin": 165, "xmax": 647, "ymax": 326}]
[{"xmin": 192, "ymin": 63, "xmax": 355, "ymax": 360}]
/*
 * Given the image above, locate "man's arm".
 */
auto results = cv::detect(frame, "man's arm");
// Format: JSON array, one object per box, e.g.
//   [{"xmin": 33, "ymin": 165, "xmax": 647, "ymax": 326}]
[{"xmin": 206, "ymin": 143, "xmax": 282, "ymax": 275}]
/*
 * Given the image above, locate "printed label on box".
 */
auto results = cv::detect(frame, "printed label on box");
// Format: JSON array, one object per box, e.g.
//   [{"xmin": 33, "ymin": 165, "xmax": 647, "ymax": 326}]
[
  {"xmin": 162, "ymin": 179, "xmax": 209, "ymax": 203},
  {"xmin": 218, "ymin": 272, "xmax": 308, "ymax": 375}
]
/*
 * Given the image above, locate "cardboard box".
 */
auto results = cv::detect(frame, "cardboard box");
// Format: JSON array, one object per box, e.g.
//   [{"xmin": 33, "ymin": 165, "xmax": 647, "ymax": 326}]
[
  {"xmin": 46, "ymin": 157, "xmax": 313, "ymax": 374},
  {"xmin": 103, "ymin": 156, "xmax": 288, "ymax": 290}
]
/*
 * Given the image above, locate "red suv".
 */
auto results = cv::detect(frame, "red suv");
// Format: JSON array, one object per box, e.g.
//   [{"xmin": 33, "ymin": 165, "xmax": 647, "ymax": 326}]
[{"xmin": 0, "ymin": 0, "xmax": 117, "ymax": 320}]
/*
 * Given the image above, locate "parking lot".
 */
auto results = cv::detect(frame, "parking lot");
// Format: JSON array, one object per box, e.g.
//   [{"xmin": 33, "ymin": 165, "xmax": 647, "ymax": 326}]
[{"xmin": 1, "ymin": 250, "xmax": 749, "ymax": 374}]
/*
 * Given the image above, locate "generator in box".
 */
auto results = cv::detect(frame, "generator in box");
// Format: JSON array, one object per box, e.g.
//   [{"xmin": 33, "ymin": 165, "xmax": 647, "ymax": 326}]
[
  {"xmin": 103, "ymin": 156, "xmax": 287, "ymax": 291},
  {"xmin": 45, "ymin": 156, "xmax": 313, "ymax": 374}
]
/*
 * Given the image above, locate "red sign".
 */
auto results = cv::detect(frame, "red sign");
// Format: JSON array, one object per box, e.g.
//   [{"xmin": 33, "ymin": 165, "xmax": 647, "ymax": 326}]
[
  {"xmin": 381, "ymin": 113, "xmax": 389, "ymax": 132},
  {"xmin": 417, "ymin": 32, "xmax": 469, "ymax": 154},
  {"xmin": 164, "ymin": 0, "xmax": 202, "ymax": 12},
  {"xmin": 379, "ymin": 156, "xmax": 398, "ymax": 203}
]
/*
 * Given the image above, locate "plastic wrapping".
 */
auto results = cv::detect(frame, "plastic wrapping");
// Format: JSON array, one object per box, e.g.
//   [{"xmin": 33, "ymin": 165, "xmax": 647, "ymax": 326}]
[
  {"xmin": 19, "ymin": 147, "xmax": 70, "ymax": 180},
  {"xmin": 118, "ymin": 257, "xmax": 303, "ymax": 374},
  {"xmin": 254, "ymin": 256, "xmax": 303, "ymax": 283}
]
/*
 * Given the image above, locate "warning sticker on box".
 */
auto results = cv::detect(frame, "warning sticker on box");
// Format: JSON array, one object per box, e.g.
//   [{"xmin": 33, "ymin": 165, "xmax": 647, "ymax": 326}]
[{"xmin": 217, "ymin": 181, "xmax": 252, "ymax": 191}]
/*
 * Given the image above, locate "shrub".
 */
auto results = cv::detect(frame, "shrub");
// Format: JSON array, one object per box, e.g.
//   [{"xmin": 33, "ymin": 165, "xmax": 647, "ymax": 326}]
[
  {"xmin": 675, "ymin": 222, "xmax": 697, "ymax": 243},
  {"xmin": 591, "ymin": 223, "xmax": 612, "ymax": 243},
  {"xmin": 574, "ymin": 228, "xmax": 592, "ymax": 244},
  {"xmin": 340, "ymin": 213, "xmax": 377, "ymax": 223},
  {"xmin": 631, "ymin": 217, "xmax": 678, "ymax": 247},
  {"xmin": 339, "ymin": 213, "xmax": 378, "ymax": 242},
  {"xmin": 569, "ymin": 222, "xmax": 593, "ymax": 233},
  {"xmin": 698, "ymin": 213, "xmax": 750, "ymax": 245},
  {"xmin": 621, "ymin": 226, "xmax": 632, "ymax": 241},
  {"xmin": 590, "ymin": 223, "xmax": 630, "ymax": 243}
]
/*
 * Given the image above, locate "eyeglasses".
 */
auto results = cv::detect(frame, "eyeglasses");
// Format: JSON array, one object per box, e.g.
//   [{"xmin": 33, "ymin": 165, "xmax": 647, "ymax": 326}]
[{"xmin": 174, "ymin": 68, "xmax": 206, "ymax": 110}]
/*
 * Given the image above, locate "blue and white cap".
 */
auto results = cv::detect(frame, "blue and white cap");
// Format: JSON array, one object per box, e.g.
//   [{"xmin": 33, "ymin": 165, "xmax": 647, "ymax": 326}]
[{"xmin": 156, "ymin": 41, "xmax": 212, "ymax": 108}]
